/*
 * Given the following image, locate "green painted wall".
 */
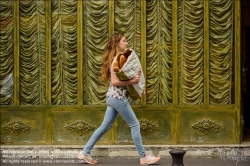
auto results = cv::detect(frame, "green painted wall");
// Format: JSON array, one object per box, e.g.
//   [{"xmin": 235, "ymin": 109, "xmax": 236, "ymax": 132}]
[{"xmin": 0, "ymin": 0, "xmax": 241, "ymax": 145}]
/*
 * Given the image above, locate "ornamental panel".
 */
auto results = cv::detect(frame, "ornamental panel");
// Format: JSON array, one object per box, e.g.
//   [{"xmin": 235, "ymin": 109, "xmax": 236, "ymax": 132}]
[
  {"xmin": 65, "ymin": 120, "xmax": 95, "ymax": 136},
  {"xmin": 0, "ymin": 110, "xmax": 46, "ymax": 144},
  {"xmin": 3, "ymin": 120, "xmax": 31, "ymax": 136},
  {"xmin": 192, "ymin": 119, "xmax": 221, "ymax": 135},
  {"xmin": 178, "ymin": 109, "xmax": 236, "ymax": 144},
  {"xmin": 51, "ymin": 110, "xmax": 111, "ymax": 144}
]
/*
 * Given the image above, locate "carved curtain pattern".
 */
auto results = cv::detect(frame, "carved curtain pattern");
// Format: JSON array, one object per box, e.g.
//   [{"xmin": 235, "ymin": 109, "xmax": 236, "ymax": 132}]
[
  {"xmin": 177, "ymin": 0, "xmax": 234, "ymax": 105},
  {"xmin": 146, "ymin": 0, "xmax": 172, "ymax": 105},
  {"xmin": 178, "ymin": 0, "xmax": 204, "ymax": 105},
  {"xmin": 209, "ymin": 0, "xmax": 234, "ymax": 104},
  {"xmin": 82, "ymin": 0, "xmax": 109, "ymax": 105},
  {"xmin": 0, "ymin": 0, "xmax": 14, "ymax": 105},
  {"xmin": 0, "ymin": 0, "xmax": 236, "ymax": 106},
  {"xmin": 19, "ymin": 0, "xmax": 46, "ymax": 105},
  {"xmin": 51, "ymin": 0, "xmax": 77, "ymax": 105},
  {"xmin": 114, "ymin": 0, "xmax": 141, "ymax": 58}
]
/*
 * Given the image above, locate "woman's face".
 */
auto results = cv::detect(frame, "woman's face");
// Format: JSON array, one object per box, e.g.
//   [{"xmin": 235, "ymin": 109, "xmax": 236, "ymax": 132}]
[{"xmin": 117, "ymin": 36, "xmax": 128, "ymax": 52}]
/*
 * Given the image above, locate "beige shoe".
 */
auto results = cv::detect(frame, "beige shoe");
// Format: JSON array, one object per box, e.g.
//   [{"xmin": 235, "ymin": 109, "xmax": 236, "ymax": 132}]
[
  {"xmin": 78, "ymin": 153, "xmax": 98, "ymax": 164},
  {"xmin": 140, "ymin": 154, "xmax": 160, "ymax": 165}
]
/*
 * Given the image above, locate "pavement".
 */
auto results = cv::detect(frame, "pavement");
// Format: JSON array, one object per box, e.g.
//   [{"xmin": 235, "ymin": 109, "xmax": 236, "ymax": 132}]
[{"xmin": 1, "ymin": 157, "xmax": 250, "ymax": 166}]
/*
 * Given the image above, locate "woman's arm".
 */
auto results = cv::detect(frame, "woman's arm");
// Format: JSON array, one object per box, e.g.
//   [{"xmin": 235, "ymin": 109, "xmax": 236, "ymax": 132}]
[{"xmin": 110, "ymin": 70, "xmax": 141, "ymax": 86}]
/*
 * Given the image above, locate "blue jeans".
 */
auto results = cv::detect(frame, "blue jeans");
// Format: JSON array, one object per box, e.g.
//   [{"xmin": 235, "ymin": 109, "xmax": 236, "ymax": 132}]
[{"xmin": 82, "ymin": 97, "xmax": 146, "ymax": 157}]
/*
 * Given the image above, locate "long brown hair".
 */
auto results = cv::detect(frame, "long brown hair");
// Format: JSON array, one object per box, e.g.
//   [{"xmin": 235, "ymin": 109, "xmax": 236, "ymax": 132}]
[{"xmin": 101, "ymin": 33, "xmax": 124, "ymax": 86}]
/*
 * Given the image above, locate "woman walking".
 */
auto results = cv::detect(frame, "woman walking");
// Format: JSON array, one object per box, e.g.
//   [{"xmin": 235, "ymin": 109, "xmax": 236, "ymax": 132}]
[{"xmin": 78, "ymin": 33, "xmax": 161, "ymax": 165}]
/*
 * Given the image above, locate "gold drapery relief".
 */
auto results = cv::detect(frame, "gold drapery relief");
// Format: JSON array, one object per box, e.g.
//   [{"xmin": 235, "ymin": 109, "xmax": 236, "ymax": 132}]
[
  {"xmin": 209, "ymin": 0, "xmax": 234, "ymax": 104},
  {"xmin": 178, "ymin": 0, "xmax": 204, "ymax": 105},
  {"xmin": 82, "ymin": 0, "xmax": 109, "ymax": 105},
  {"xmin": 51, "ymin": 0, "xmax": 77, "ymax": 105},
  {"xmin": 146, "ymin": 0, "xmax": 173, "ymax": 105},
  {"xmin": 19, "ymin": 0, "xmax": 46, "ymax": 105},
  {"xmin": 0, "ymin": 0, "xmax": 14, "ymax": 105},
  {"xmin": 0, "ymin": 0, "xmax": 235, "ymax": 106}
]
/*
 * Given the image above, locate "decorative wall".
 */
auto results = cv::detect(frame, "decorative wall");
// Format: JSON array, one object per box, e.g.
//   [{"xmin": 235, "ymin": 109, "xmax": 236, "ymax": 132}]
[{"xmin": 0, "ymin": 0, "xmax": 241, "ymax": 145}]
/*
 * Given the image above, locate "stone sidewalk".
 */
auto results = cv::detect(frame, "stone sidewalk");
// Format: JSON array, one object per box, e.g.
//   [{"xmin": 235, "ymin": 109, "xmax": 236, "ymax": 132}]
[
  {"xmin": 1, "ymin": 144, "xmax": 250, "ymax": 165},
  {"xmin": 1, "ymin": 144, "xmax": 250, "ymax": 158}
]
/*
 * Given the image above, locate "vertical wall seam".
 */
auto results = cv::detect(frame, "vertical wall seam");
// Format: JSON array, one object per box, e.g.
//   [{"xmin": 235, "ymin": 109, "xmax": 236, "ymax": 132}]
[
  {"xmin": 172, "ymin": 0, "xmax": 178, "ymax": 106},
  {"xmin": 234, "ymin": 0, "xmax": 241, "ymax": 143},
  {"xmin": 172, "ymin": 0, "xmax": 178, "ymax": 144},
  {"xmin": 204, "ymin": 0, "xmax": 209, "ymax": 106},
  {"xmin": 141, "ymin": 0, "xmax": 146, "ymax": 106},
  {"xmin": 109, "ymin": 0, "xmax": 115, "ymax": 144},
  {"xmin": 45, "ymin": 0, "xmax": 52, "ymax": 144},
  {"xmin": 109, "ymin": 1, "xmax": 114, "ymax": 36},
  {"xmin": 14, "ymin": 0, "xmax": 19, "ymax": 106},
  {"xmin": 230, "ymin": 1, "xmax": 234, "ymax": 104},
  {"xmin": 77, "ymin": 0, "xmax": 83, "ymax": 106},
  {"xmin": 46, "ymin": 0, "xmax": 51, "ymax": 106}
]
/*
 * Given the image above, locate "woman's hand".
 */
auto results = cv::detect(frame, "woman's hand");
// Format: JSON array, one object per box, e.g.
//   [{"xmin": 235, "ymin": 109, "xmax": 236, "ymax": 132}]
[{"xmin": 130, "ymin": 71, "xmax": 141, "ymax": 84}]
